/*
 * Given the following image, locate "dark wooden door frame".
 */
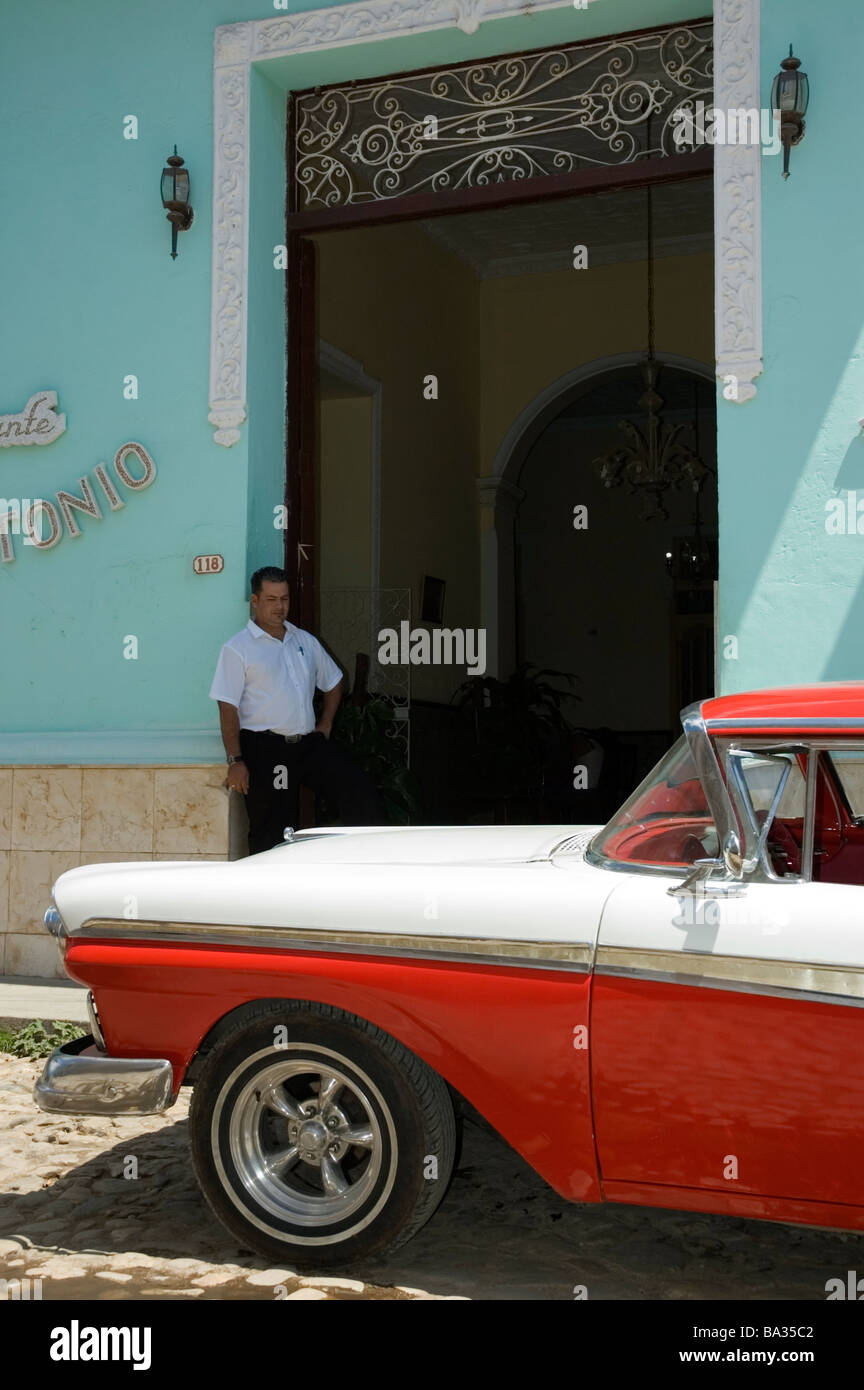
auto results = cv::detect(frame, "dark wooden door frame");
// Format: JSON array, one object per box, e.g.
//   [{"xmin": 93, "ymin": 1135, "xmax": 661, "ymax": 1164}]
[
  {"xmin": 285, "ymin": 233, "xmax": 318, "ymax": 630},
  {"xmin": 287, "ymin": 147, "xmax": 712, "ymax": 236}
]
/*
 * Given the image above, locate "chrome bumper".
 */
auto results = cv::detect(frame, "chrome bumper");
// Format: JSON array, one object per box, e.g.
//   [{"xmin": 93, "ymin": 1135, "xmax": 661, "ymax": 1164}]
[{"xmin": 33, "ymin": 1035, "xmax": 174, "ymax": 1116}]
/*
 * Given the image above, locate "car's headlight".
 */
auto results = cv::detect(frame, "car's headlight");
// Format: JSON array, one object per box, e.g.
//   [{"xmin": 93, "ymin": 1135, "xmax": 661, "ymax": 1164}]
[{"xmin": 43, "ymin": 906, "xmax": 66, "ymax": 960}]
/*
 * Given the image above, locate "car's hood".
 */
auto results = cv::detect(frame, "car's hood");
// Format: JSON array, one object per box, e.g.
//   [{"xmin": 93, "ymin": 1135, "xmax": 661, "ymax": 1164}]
[
  {"xmin": 51, "ymin": 823, "xmax": 604, "ymax": 938},
  {"xmin": 262, "ymin": 823, "xmax": 596, "ymax": 866}
]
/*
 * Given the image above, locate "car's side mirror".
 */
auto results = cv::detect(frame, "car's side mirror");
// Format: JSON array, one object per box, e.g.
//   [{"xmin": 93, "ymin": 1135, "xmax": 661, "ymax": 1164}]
[
  {"xmin": 722, "ymin": 830, "xmax": 744, "ymax": 878},
  {"xmin": 668, "ymin": 831, "xmax": 745, "ymax": 900}
]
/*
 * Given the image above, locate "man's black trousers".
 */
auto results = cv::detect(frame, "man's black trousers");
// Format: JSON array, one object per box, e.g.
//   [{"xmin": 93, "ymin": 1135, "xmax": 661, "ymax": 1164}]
[{"xmin": 239, "ymin": 729, "xmax": 384, "ymax": 854}]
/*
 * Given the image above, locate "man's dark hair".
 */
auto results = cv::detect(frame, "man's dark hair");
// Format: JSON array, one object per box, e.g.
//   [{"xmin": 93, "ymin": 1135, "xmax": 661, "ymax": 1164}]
[{"xmin": 250, "ymin": 566, "xmax": 289, "ymax": 594}]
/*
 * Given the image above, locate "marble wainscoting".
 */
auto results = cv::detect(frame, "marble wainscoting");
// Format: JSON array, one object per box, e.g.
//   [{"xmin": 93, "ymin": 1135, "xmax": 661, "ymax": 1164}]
[{"xmin": 0, "ymin": 767, "xmax": 248, "ymax": 979}]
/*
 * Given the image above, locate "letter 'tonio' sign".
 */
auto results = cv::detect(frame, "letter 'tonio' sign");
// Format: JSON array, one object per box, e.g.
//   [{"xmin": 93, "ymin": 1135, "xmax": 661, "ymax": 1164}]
[{"xmin": 0, "ymin": 392, "xmax": 66, "ymax": 447}]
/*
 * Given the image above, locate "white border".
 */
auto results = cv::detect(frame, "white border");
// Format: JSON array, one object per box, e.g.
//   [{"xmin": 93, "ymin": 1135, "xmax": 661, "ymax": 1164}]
[
  {"xmin": 209, "ymin": 0, "xmax": 763, "ymax": 445},
  {"xmin": 713, "ymin": 0, "xmax": 763, "ymax": 403}
]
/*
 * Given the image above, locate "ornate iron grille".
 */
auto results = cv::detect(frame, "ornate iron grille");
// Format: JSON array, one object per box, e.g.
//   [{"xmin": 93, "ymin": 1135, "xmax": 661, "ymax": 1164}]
[{"xmin": 293, "ymin": 23, "xmax": 712, "ymax": 211}]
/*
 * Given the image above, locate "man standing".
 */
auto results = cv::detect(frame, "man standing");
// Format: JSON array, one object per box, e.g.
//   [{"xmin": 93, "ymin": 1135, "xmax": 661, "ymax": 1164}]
[{"xmin": 210, "ymin": 566, "xmax": 383, "ymax": 854}]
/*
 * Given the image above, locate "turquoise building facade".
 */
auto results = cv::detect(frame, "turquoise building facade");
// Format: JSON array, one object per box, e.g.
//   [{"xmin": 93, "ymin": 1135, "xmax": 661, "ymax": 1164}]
[{"xmin": 0, "ymin": 0, "xmax": 861, "ymax": 974}]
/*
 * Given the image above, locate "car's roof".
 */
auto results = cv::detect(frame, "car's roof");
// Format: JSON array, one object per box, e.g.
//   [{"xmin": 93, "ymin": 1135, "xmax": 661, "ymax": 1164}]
[{"xmin": 701, "ymin": 682, "xmax": 864, "ymax": 734}]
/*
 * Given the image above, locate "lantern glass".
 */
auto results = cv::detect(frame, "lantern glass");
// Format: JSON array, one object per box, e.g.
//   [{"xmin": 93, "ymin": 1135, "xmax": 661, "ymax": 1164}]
[
  {"xmin": 173, "ymin": 169, "xmax": 190, "ymax": 205},
  {"xmin": 771, "ymin": 71, "xmax": 792, "ymax": 111},
  {"xmin": 771, "ymin": 56, "xmax": 809, "ymax": 117},
  {"xmin": 161, "ymin": 168, "xmax": 176, "ymax": 205}
]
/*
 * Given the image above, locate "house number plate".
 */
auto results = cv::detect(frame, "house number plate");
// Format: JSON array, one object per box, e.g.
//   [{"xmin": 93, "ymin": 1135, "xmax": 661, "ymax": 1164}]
[{"xmin": 193, "ymin": 554, "xmax": 224, "ymax": 574}]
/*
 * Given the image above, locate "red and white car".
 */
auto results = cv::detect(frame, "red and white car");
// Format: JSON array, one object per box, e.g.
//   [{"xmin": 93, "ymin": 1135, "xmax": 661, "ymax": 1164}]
[{"xmin": 34, "ymin": 684, "xmax": 864, "ymax": 1266}]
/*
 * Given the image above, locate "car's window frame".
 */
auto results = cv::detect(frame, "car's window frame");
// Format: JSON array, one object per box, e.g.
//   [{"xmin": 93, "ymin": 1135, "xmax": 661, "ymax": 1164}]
[
  {"xmin": 586, "ymin": 734, "xmax": 719, "ymax": 877},
  {"xmin": 587, "ymin": 734, "xmax": 864, "ymax": 884},
  {"xmin": 717, "ymin": 737, "xmax": 864, "ymax": 884},
  {"xmin": 822, "ymin": 749, "xmax": 864, "ymax": 824},
  {"xmin": 722, "ymin": 743, "xmax": 807, "ymax": 883}
]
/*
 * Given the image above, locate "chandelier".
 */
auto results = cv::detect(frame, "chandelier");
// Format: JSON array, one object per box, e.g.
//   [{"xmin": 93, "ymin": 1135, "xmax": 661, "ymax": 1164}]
[{"xmin": 593, "ymin": 183, "xmax": 713, "ymax": 522}]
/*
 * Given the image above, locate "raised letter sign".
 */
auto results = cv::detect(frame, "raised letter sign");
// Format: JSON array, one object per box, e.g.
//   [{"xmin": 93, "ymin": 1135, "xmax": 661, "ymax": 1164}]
[{"xmin": 0, "ymin": 392, "xmax": 66, "ymax": 447}]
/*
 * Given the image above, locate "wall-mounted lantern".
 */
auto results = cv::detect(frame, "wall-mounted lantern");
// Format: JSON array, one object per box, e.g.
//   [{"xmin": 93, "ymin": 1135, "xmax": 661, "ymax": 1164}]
[
  {"xmin": 160, "ymin": 146, "xmax": 194, "ymax": 258},
  {"xmin": 771, "ymin": 46, "xmax": 809, "ymax": 180}
]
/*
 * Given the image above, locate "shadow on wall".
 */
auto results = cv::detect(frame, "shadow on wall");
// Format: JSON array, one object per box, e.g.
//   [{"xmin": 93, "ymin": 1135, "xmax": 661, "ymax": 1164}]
[
  {"xmin": 834, "ymin": 434, "xmax": 864, "ymax": 494},
  {"xmin": 824, "ymin": 434, "xmax": 864, "ymax": 679}
]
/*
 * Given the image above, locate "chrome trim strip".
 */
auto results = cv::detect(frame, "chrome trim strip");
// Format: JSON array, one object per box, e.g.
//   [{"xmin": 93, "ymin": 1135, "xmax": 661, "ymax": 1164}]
[
  {"xmin": 75, "ymin": 918, "xmax": 593, "ymax": 972},
  {"xmin": 721, "ymin": 737, "xmax": 864, "ymax": 753},
  {"xmin": 596, "ymin": 945, "xmax": 864, "ymax": 1004},
  {"xmin": 801, "ymin": 747, "xmax": 818, "ymax": 882},
  {"xmin": 681, "ymin": 703, "xmax": 742, "ymax": 869},
  {"xmin": 597, "ymin": 965, "xmax": 864, "ymax": 1010},
  {"xmin": 33, "ymin": 1036, "xmax": 174, "ymax": 1116},
  {"xmin": 708, "ymin": 717, "xmax": 864, "ymax": 731}
]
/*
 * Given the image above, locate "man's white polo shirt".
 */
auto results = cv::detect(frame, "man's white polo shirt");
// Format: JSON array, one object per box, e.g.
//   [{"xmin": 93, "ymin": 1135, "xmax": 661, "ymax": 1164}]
[{"xmin": 209, "ymin": 620, "xmax": 342, "ymax": 736}]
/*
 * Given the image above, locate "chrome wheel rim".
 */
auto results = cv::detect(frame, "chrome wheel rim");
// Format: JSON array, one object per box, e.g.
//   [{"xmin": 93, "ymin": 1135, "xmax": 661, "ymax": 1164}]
[{"xmin": 225, "ymin": 1052, "xmax": 385, "ymax": 1229}]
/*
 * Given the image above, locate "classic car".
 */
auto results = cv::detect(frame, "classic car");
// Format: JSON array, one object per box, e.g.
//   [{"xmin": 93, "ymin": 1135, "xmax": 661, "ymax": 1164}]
[{"xmin": 33, "ymin": 683, "xmax": 864, "ymax": 1267}]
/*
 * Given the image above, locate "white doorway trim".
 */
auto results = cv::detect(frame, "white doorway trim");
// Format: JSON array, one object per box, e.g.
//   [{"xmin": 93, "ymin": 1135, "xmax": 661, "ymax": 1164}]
[{"xmin": 208, "ymin": 0, "xmax": 763, "ymax": 446}]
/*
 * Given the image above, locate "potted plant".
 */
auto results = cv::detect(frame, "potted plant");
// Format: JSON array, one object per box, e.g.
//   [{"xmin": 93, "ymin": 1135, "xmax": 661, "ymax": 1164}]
[{"xmin": 451, "ymin": 663, "xmax": 580, "ymax": 821}]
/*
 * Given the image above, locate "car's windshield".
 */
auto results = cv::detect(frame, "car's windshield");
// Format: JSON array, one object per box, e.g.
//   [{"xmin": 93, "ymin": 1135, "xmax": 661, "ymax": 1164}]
[{"xmin": 589, "ymin": 735, "xmax": 717, "ymax": 868}]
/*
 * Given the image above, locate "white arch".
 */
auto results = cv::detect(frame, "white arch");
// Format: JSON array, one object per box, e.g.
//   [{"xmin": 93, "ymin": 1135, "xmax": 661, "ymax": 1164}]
[
  {"xmin": 479, "ymin": 352, "xmax": 716, "ymax": 676},
  {"xmin": 489, "ymin": 351, "xmax": 716, "ymax": 487}
]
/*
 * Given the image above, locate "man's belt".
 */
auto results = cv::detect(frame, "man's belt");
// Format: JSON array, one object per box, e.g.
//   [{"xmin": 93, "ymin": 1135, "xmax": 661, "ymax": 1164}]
[{"xmin": 241, "ymin": 729, "xmax": 308, "ymax": 743}]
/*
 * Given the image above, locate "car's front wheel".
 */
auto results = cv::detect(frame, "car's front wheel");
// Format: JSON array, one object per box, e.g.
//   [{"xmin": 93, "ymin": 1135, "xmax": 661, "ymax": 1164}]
[{"xmin": 188, "ymin": 1001, "xmax": 456, "ymax": 1268}]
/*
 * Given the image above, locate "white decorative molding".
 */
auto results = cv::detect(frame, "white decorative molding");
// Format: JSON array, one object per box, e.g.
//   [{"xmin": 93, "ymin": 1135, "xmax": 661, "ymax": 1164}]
[
  {"xmin": 209, "ymin": 0, "xmax": 605, "ymax": 445},
  {"xmin": 713, "ymin": 0, "xmax": 763, "ymax": 403},
  {"xmin": 210, "ymin": 23, "xmax": 252, "ymax": 447},
  {"xmin": 209, "ymin": 0, "xmax": 762, "ymax": 442},
  {"xmin": 251, "ymin": 0, "xmax": 600, "ymax": 58}
]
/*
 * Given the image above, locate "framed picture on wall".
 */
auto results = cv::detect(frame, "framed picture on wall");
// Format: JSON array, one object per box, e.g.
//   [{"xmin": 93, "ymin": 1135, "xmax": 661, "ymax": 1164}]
[{"xmin": 420, "ymin": 575, "xmax": 446, "ymax": 625}]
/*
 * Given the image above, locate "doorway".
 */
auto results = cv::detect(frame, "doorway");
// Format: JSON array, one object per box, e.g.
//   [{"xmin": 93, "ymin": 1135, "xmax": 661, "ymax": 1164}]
[{"xmin": 283, "ymin": 23, "xmax": 716, "ymax": 823}]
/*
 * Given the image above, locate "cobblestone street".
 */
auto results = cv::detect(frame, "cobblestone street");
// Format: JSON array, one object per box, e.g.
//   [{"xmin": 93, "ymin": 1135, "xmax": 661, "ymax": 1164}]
[{"xmin": 2, "ymin": 1054, "xmax": 862, "ymax": 1302}]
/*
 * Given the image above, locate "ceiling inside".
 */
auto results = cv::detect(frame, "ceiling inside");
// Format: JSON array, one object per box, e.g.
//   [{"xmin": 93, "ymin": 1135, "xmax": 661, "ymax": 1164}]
[{"xmin": 419, "ymin": 176, "xmax": 713, "ymax": 279}]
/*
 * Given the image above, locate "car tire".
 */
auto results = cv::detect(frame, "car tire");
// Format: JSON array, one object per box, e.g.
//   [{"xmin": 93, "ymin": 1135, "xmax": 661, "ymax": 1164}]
[{"xmin": 188, "ymin": 1000, "xmax": 456, "ymax": 1268}]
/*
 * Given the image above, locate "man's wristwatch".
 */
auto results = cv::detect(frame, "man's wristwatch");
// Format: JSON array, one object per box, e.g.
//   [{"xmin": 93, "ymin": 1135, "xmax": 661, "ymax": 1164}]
[{"xmin": 226, "ymin": 755, "xmax": 244, "ymax": 765}]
